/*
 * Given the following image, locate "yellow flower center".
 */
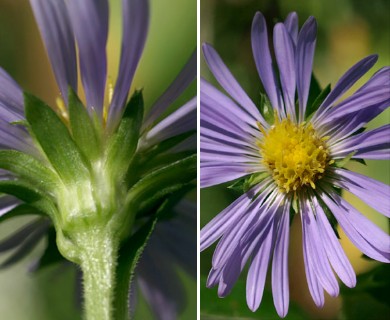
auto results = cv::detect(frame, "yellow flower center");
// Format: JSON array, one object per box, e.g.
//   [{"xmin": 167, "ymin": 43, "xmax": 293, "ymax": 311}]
[{"xmin": 258, "ymin": 117, "xmax": 331, "ymax": 193}]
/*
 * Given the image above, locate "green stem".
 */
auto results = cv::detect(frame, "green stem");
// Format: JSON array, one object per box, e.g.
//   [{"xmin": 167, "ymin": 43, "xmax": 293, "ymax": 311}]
[{"xmin": 77, "ymin": 228, "xmax": 118, "ymax": 320}]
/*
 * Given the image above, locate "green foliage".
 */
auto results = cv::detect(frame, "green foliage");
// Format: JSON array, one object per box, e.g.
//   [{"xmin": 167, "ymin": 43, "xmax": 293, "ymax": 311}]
[
  {"xmin": 114, "ymin": 213, "xmax": 159, "ymax": 319},
  {"xmin": 306, "ymin": 83, "xmax": 331, "ymax": 120},
  {"xmin": 140, "ymin": 130, "xmax": 195, "ymax": 159},
  {"xmin": 0, "ymin": 180, "xmax": 55, "ymax": 217},
  {"xmin": 334, "ymin": 151, "xmax": 356, "ymax": 168},
  {"xmin": 0, "ymin": 150, "xmax": 59, "ymax": 191},
  {"xmin": 106, "ymin": 90, "xmax": 144, "ymax": 177},
  {"xmin": 24, "ymin": 93, "xmax": 90, "ymax": 183},
  {"xmin": 68, "ymin": 88, "xmax": 101, "ymax": 160},
  {"xmin": 228, "ymin": 172, "xmax": 269, "ymax": 194},
  {"xmin": 341, "ymin": 264, "xmax": 390, "ymax": 320},
  {"xmin": 259, "ymin": 93, "xmax": 275, "ymax": 124},
  {"xmin": 0, "ymin": 204, "xmax": 45, "ymax": 223},
  {"xmin": 200, "ymin": 277, "xmax": 308, "ymax": 319}
]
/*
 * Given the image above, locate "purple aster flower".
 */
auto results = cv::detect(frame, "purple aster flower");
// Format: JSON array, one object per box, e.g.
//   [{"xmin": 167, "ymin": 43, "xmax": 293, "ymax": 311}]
[
  {"xmin": 0, "ymin": 0, "xmax": 196, "ymax": 318},
  {"xmin": 200, "ymin": 11, "xmax": 390, "ymax": 317}
]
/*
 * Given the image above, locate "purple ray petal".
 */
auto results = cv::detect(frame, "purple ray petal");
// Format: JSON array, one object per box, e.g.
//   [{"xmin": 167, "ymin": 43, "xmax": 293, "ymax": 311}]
[
  {"xmin": 296, "ymin": 16, "xmax": 317, "ymax": 122},
  {"xmin": 201, "ymin": 126, "xmax": 256, "ymax": 149},
  {"xmin": 30, "ymin": 0, "xmax": 77, "ymax": 104},
  {"xmin": 0, "ymin": 219, "xmax": 50, "ymax": 269},
  {"xmin": 301, "ymin": 197, "xmax": 339, "ymax": 297},
  {"xmin": 274, "ymin": 23, "xmax": 296, "ymax": 119},
  {"xmin": 206, "ymin": 267, "xmax": 222, "ymax": 288},
  {"xmin": 153, "ymin": 203, "xmax": 196, "ymax": 277},
  {"xmin": 320, "ymin": 98, "xmax": 389, "ymax": 144},
  {"xmin": 138, "ymin": 250, "xmax": 185, "ymax": 320},
  {"xmin": 143, "ymin": 97, "xmax": 196, "ymax": 147},
  {"xmin": 200, "ymin": 185, "xmax": 262, "ymax": 251},
  {"xmin": 201, "ymin": 95, "xmax": 258, "ymax": 140},
  {"xmin": 272, "ymin": 203, "xmax": 290, "ymax": 318},
  {"xmin": 302, "ymin": 228, "xmax": 325, "ymax": 307},
  {"xmin": 0, "ymin": 196, "xmax": 20, "ymax": 217},
  {"xmin": 212, "ymin": 189, "xmax": 279, "ymax": 270},
  {"xmin": 65, "ymin": 0, "xmax": 108, "ymax": 116},
  {"xmin": 218, "ymin": 245, "xmax": 245, "ymax": 297},
  {"xmin": 201, "ymin": 78, "xmax": 260, "ymax": 127},
  {"xmin": 357, "ymin": 66, "xmax": 390, "ymax": 93},
  {"xmin": 251, "ymin": 12, "xmax": 284, "ymax": 116},
  {"xmin": 331, "ymin": 124, "xmax": 390, "ymax": 160},
  {"xmin": 321, "ymin": 191, "xmax": 390, "ymax": 262},
  {"xmin": 0, "ymin": 119, "xmax": 35, "ymax": 154},
  {"xmin": 0, "ymin": 219, "xmax": 47, "ymax": 252},
  {"xmin": 108, "ymin": 0, "xmax": 149, "ymax": 129},
  {"xmin": 331, "ymin": 168, "xmax": 390, "ymax": 218},
  {"xmin": 312, "ymin": 196, "xmax": 356, "ymax": 288},
  {"xmin": 200, "ymin": 163, "xmax": 263, "ymax": 188},
  {"xmin": 312, "ymin": 55, "xmax": 378, "ymax": 124},
  {"xmin": 318, "ymin": 86, "xmax": 389, "ymax": 127},
  {"xmin": 246, "ymin": 218, "xmax": 275, "ymax": 311},
  {"xmin": 201, "ymin": 114, "xmax": 251, "ymax": 143},
  {"xmin": 0, "ymin": 68, "xmax": 24, "ymax": 121},
  {"xmin": 201, "ymin": 139, "xmax": 258, "ymax": 158},
  {"xmin": 284, "ymin": 12, "xmax": 298, "ymax": 46},
  {"xmin": 143, "ymin": 51, "xmax": 196, "ymax": 130},
  {"xmin": 201, "ymin": 151, "xmax": 259, "ymax": 164},
  {"xmin": 202, "ymin": 43, "xmax": 266, "ymax": 125}
]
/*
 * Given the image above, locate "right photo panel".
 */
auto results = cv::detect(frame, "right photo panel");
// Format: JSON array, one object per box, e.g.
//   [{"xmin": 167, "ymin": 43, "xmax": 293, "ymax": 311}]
[{"xmin": 200, "ymin": 1, "xmax": 390, "ymax": 319}]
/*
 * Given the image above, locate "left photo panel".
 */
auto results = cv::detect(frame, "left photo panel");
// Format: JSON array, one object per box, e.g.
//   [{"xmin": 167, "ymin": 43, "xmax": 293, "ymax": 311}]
[{"xmin": 0, "ymin": 0, "xmax": 197, "ymax": 319}]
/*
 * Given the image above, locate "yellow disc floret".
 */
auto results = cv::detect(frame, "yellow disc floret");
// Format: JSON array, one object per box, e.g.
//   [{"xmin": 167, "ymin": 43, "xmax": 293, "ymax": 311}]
[{"xmin": 258, "ymin": 117, "xmax": 330, "ymax": 193}]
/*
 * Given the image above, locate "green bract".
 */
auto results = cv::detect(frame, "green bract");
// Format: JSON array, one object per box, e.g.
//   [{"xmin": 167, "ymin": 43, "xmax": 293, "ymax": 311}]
[{"xmin": 0, "ymin": 89, "xmax": 196, "ymax": 318}]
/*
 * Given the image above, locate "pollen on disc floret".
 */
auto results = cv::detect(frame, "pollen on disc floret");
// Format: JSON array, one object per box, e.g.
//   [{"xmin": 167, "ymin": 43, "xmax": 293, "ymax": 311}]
[{"xmin": 258, "ymin": 116, "xmax": 331, "ymax": 193}]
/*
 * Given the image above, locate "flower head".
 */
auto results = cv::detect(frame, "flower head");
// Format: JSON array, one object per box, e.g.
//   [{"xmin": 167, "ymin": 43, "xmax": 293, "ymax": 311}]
[{"xmin": 200, "ymin": 11, "xmax": 389, "ymax": 317}]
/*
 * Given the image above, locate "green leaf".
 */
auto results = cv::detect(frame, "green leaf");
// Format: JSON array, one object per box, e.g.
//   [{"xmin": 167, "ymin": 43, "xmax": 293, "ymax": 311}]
[
  {"xmin": 334, "ymin": 151, "xmax": 356, "ymax": 168},
  {"xmin": 0, "ymin": 150, "xmax": 59, "ymax": 190},
  {"xmin": 140, "ymin": 130, "xmax": 195, "ymax": 158},
  {"xmin": 114, "ymin": 214, "xmax": 159, "ymax": 319},
  {"xmin": 228, "ymin": 172, "xmax": 269, "ymax": 193},
  {"xmin": 258, "ymin": 92, "xmax": 274, "ymax": 124},
  {"xmin": 133, "ymin": 150, "xmax": 195, "ymax": 179},
  {"xmin": 126, "ymin": 154, "xmax": 196, "ymax": 212},
  {"xmin": 106, "ymin": 90, "xmax": 144, "ymax": 176},
  {"xmin": 134, "ymin": 183, "xmax": 194, "ymax": 221},
  {"xmin": 24, "ymin": 93, "xmax": 90, "ymax": 183},
  {"xmin": 200, "ymin": 276, "xmax": 308, "ymax": 319},
  {"xmin": 306, "ymin": 83, "xmax": 331, "ymax": 120},
  {"xmin": 0, "ymin": 180, "xmax": 56, "ymax": 217},
  {"xmin": 305, "ymin": 74, "xmax": 322, "ymax": 113},
  {"xmin": 68, "ymin": 88, "xmax": 101, "ymax": 160},
  {"xmin": 341, "ymin": 265, "xmax": 390, "ymax": 319}
]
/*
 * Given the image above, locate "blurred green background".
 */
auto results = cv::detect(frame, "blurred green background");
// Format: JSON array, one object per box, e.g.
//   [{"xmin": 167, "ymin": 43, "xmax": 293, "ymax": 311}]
[
  {"xmin": 0, "ymin": 0, "xmax": 196, "ymax": 319},
  {"xmin": 201, "ymin": 0, "xmax": 389, "ymax": 319}
]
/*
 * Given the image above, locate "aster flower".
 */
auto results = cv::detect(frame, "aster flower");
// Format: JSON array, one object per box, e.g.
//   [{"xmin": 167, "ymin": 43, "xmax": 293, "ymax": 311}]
[
  {"xmin": 0, "ymin": 0, "xmax": 195, "ymax": 319},
  {"xmin": 200, "ymin": 11, "xmax": 390, "ymax": 317}
]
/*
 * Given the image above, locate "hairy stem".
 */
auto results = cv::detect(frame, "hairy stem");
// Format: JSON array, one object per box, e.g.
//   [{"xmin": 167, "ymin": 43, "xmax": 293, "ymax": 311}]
[{"xmin": 77, "ymin": 228, "xmax": 119, "ymax": 320}]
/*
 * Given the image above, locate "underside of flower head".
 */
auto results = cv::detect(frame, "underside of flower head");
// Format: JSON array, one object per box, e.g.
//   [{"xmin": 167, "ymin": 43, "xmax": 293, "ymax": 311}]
[{"xmin": 0, "ymin": 0, "xmax": 196, "ymax": 319}]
